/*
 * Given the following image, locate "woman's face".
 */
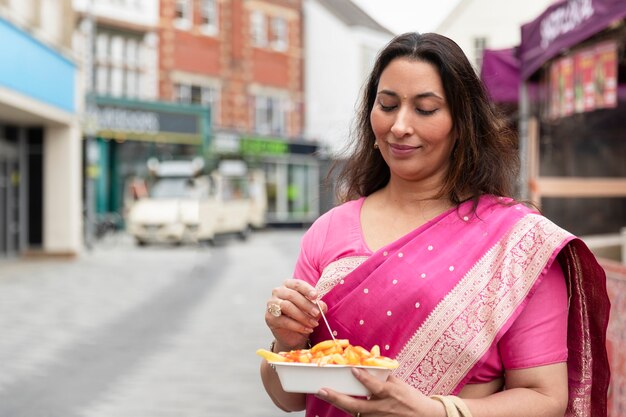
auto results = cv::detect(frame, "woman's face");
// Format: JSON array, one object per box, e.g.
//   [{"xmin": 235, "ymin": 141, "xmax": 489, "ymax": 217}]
[{"xmin": 370, "ymin": 57, "xmax": 455, "ymax": 185}]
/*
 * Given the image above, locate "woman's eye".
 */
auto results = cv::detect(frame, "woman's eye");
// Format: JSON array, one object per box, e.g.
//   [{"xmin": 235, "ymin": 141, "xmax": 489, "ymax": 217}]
[
  {"xmin": 378, "ymin": 101, "xmax": 396, "ymax": 112},
  {"xmin": 417, "ymin": 108, "xmax": 437, "ymax": 116}
]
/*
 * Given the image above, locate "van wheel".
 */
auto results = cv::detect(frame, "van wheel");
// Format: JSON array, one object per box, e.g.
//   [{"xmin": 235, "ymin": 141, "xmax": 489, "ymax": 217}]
[
  {"xmin": 238, "ymin": 225, "xmax": 252, "ymax": 241},
  {"xmin": 136, "ymin": 239, "xmax": 147, "ymax": 247},
  {"xmin": 200, "ymin": 238, "xmax": 215, "ymax": 247}
]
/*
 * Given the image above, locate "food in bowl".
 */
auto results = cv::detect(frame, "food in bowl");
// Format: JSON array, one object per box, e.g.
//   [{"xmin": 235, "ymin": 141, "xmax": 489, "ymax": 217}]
[{"xmin": 257, "ymin": 339, "xmax": 398, "ymax": 395}]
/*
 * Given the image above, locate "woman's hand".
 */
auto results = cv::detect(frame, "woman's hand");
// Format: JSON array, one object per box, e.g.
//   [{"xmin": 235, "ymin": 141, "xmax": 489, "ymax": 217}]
[
  {"xmin": 315, "ymin": 369, "xmax": 445, "ymax": 417},
  {"xmin": 265, "ymin": 279, "xmax": 326, "ymax": 351}
]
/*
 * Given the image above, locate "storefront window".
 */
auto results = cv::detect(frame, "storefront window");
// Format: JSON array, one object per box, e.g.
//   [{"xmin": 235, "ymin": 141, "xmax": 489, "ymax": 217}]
[
  {"xmin": 527, "ymin": 30, "xmax": 626, "ymax": 236},
  {"xmin": 532, "ymin": 35, "xmax": 626, "ymax": 178}
]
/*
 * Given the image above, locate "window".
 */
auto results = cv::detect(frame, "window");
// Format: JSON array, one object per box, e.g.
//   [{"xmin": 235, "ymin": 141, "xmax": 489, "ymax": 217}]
[
  {"xmin": 200, "ymin": 0, "xmax": 219, "ymax": 35},
  {"xmin": 110, "ymin": 35, "xmax": 124, "ymax": 65},
  {"xmin": 250, "ymin": 11, "xmax": 267, "ymax": 47},
  {"xmin": 175, "ymin": 83, "xmax": 220, "ymax": 125},
  {"xmin": 175, "ymin": 0, "xmax": 192, "ymax": 30},
  {"xmin": 474, "ymin": 37, "xmax": 488, "ymax": 69},
  {"xmin": 94, "ymin": 31, "xmax": 143, "ymax": 99},
  {"xmin": 96, "ymin": 66, "xmax": 109, "ymax": 95},
  {"xmin": 96, "ymin": 33, "xmax": 109, "ymax": 62},
  {"xmin": 95, "ymin": 33, "xmax": 109, "ymax": 94},
  {"xmin": 270, "ymin": 17, "xmax": 287, "ymax": 51},
  {"xmin": 254, "ymin": 95, "xmax": 286, "ymax": 135},
  {"xmin": 111, "ymin": 67, "xmax": 123, "ymax": 96},
  {"xmin": 126, "ymin": 38, "xmax": 138, "ymax": 66}
]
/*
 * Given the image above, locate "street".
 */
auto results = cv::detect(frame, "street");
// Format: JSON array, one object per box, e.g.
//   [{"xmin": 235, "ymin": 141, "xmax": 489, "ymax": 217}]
[{"xmin": 0, "ymin": 229, "xmax": 308, "ymax": 417}]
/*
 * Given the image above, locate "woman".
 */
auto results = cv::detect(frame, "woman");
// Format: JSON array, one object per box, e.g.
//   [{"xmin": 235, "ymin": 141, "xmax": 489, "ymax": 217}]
[{"xmin": 260, "ymin": 33, "xmax": 610, "ymax": 417}]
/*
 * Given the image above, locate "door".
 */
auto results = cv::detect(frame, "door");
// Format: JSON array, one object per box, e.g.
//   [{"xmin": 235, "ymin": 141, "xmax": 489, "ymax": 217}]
[{"xmin": 0, "ymin": 138, "xmax": 20, "ymax": 257}]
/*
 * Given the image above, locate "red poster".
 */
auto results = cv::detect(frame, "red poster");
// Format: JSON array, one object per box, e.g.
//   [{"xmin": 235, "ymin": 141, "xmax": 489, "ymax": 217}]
[
  {"xmin": 573, "ymin": 47, "xmax": 596, "ymax": 112},
  {"xmin": 549, "ymin": 60, "xmax": 561, "ymax": 119},
  {"xmin": 594, "ymin": 40, "xmax": 618, "ymax": 109},
  {"xmin": 560, "ymin": 57, "xmax": 574, "ymax": 117}
]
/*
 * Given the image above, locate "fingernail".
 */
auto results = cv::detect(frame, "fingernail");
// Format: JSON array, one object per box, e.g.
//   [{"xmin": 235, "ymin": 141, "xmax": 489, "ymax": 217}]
[
  {"xmin": 351, "ymin": 368, "xmax": 361, "ymax": 377},
  {"xmin": 305, "ymin": 327, "xmax": 314, "ymax": 333},
  {"xmin": 317, "ymin": 389, "xmax": 328, "ymax": 398},
  {"xmin": 311, "ymin": 308, "xmax": 320, "ymax": 316},
  {"xmin": 308, "ymin": 291, "xmax": 317, "ymax": 299},
  {"xmin": 309, "ymin": 319, "xmax": 319, "ymax": 327}
]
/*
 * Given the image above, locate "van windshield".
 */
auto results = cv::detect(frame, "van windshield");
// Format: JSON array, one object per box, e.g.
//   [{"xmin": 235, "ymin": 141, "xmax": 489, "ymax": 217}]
[{"xmin": 150, "ymin": 178, "xmax": 195, "ymax": 199}]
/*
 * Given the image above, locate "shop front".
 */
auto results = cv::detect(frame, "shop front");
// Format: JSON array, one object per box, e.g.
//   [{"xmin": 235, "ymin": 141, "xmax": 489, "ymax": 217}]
[
  {"xmin": 516, "ymin": 4, "xmax": 626, "ymax": 414},
  {"xmin": 517, "ymin": 0, "xmax": 626, "ymax": 237},
  {"xmin": 86, "ymin": 96, "xmax": 210, "ymax": 225},
  {"xmin": 212, "ymin": 132, "xmax": 320, "ymax": 225},
  {"xmin": 0, "ymin": 17, "xmax": 80, "ymax": 257}
]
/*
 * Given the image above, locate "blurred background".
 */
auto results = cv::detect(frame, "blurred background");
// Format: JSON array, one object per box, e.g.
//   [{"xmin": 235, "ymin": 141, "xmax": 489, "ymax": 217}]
[{"xmin": 0, "ymin": 0, "xmax": 624, "ymax": 416}]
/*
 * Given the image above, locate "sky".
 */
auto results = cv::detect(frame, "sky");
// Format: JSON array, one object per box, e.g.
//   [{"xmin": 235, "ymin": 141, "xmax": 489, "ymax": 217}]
[{"xmin": 350, "ymin": 0, "xmax": 462, "ymax": 34}]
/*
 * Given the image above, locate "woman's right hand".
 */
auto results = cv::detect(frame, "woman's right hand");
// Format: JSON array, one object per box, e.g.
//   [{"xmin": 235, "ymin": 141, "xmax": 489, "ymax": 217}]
[{"xmin": 265, "ymin": 279, "xmax": 326, "ymax": 351}]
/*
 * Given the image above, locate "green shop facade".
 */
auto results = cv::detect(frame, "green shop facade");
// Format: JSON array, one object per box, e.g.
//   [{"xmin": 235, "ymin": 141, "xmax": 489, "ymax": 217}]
[
  {"xmin": 211, "ymin": 130, "xmax": 321, "ymax": 225},
  {"xmin": 87, "ymin": 96, "xmax": 321, "ymax": 227}
]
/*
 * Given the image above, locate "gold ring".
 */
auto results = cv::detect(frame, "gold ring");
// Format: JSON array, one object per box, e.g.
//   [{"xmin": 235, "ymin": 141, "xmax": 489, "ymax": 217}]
[{"xmin": 267, "ymin": 302, "xmax": 282, "ymax": 317}]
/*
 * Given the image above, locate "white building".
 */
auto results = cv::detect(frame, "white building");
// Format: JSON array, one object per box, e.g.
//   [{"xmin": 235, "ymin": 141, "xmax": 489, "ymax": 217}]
[
  {"xmin": 73, "ymin": 0, "xmax": 160, "ymax": 101},
  {"xmin": 0, "ymin": 0, "xmax": 81, "ymax": 257},
  {"xmin": 435, "ymin": 0, "xmax": 555, "ymax": 69},
  {"xmin": 304, "ymin": 0, "xmax": 393, "ymax": 157}
]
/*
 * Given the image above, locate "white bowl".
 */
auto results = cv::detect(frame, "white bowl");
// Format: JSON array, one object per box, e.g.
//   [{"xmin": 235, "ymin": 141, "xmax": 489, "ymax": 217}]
[{"xmin": 271, "ymin": 362, "xmax": 393, "ymax": 396}]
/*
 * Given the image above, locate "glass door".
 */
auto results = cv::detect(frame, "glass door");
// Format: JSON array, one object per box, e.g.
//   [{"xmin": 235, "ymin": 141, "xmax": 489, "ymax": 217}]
[{"xmin": 0, "ymin": 137, "xmax": 20, "ymax": 257}]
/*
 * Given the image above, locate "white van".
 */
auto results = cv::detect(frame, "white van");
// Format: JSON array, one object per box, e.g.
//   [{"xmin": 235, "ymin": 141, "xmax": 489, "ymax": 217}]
[{"xmin": 126, "ymin": 159, "xmax": 266, "ymax": 246}]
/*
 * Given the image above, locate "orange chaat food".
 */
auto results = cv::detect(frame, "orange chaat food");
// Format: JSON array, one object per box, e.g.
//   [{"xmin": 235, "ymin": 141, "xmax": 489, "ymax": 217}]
[{"xmin": 256, "ymin": 339, "xmax": 399, "ymax": 369}]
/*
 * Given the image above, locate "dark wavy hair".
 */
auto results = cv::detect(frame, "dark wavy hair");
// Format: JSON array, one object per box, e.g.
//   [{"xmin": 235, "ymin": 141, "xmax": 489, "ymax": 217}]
[{"xmin": 335, "ymin": 32, "xmax": 519, "ymax": 209}]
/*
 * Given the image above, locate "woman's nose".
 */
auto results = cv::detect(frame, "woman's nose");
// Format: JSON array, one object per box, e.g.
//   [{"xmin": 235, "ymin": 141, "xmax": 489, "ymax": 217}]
[{"xmin": 390, "ymin": 108, "xmax": 414, "ymax": 138}]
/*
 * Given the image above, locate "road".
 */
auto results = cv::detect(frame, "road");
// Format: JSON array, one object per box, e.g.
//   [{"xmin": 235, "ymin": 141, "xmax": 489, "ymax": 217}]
[{"xmin": 0, "ymin": 229, "xmax": 308, "ymax": 417}]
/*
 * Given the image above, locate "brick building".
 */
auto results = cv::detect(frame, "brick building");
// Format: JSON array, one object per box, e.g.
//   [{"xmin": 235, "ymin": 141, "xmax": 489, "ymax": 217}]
[{"xmin": 159, "ymin": 0, "xmax": 318, "ymax": 224}]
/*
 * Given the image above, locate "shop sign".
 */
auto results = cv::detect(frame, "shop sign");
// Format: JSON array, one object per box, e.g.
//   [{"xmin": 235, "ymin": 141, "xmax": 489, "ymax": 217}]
[
  {"xmin": 241, "ymin": 137, "xmax": 288, "ymax": 155},
  {"xmin": 88, "ymin": 97, "xmax": 205, "ymax": 144},
  {"xmin": 212, "ymin": 132, "xmax": 241, "ymax": 153},
  {"xmin": 540, "ymin": 0, "xmax": 594, "ymax": 49},
  {"xmin": 520, "ymin": 0, "xmax": 626, "ymax": 80},
  {"xmin": 93, "ymin": 106, "xmax": 160, "ymax": 133}
]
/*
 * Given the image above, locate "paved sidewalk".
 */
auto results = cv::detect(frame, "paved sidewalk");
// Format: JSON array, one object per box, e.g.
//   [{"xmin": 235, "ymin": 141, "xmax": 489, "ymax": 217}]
[{"xmin": 0, "ymin": 230, "xmax": 307, "ymax": 417}]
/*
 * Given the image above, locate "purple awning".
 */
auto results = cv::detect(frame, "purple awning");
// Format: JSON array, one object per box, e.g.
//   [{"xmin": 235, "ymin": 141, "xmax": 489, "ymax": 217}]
[
  {"xmin": 480, "ymin": 48, "xmax": 520, "ymax": 103},
  {"xmin": 519, "ymin": 0, "xmax": 626, "ymax": 80}
]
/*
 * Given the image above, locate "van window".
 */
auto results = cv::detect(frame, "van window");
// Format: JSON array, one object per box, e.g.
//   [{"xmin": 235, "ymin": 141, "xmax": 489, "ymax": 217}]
[
  {"xmin": 222, "ymin": 177, "xmax": 250, "ymax": 200},
  {"xmin": 150, "ymin": 178, "xmax": 195, "ymax": 199}
]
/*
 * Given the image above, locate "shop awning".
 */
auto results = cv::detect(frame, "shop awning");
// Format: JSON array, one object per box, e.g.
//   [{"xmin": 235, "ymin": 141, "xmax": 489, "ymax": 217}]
[
  {"xmin": 480, "ymin": 48, "xmax": 520, "ymax": 103},
  {"xmin": 519, "ymin": 0, "xmax": 626, "ymax": 80}
]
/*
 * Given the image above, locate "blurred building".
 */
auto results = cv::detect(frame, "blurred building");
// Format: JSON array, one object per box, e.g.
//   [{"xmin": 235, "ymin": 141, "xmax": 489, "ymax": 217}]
[
  {"xmin": 73, "ymin": 0, "xmax": 210, "ymax": 230},
  {"xmin": 303, "ymin": 0, "xmax": 393, "ymax": 211},
  {"xmin": 435, "ymin": 0, "xmax": 555, "ymax": 70},
  {"xmin": 159, "ymin": 0, "xmax": 318, "ymax": 224},
  {"xmin": 516, "ymin": 0, "xmax": 626, "ymax": 239},
  {"xmin": 0, "ymin": 0, "xmax": 81, "ymax": 257},
  {"xmin": 74, "ymin": 0, "xmax": 318, "ymax": 226},
  {"xmin": 303, "ymin": 0, "xmax": 393, "ymax": 156}
]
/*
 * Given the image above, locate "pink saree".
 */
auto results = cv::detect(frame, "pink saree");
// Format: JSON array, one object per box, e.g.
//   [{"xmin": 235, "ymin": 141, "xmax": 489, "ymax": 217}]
[{"xmin": 300, "ymin": 196, "xmax": 610, "ymax": 417}]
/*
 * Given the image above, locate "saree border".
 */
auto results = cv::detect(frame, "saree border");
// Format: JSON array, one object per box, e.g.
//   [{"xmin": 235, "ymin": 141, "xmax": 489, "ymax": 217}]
[
  {"xmin": 316, "ymin": 256, "xmax": 369, "ymax": 298},
  {"xmin": 393, "ymin": 213, "xmax": 571, "ymax": 395}
]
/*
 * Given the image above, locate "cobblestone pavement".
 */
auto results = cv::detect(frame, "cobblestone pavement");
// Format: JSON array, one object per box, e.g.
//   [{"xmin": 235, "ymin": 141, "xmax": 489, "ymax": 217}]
[{"xmin": 0, "ymin": 229, "xmax": 307, "ymax": 417}]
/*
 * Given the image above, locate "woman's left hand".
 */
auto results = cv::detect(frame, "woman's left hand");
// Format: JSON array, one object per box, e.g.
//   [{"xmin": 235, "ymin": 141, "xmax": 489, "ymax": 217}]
[{"xmin": 315, "ymin": 368, "xmax": 444, "ymax": 417}]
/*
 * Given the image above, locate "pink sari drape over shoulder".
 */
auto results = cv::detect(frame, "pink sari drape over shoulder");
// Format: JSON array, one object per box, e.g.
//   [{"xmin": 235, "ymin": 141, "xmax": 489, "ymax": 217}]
[{"xmin": 304, "ymin": 196, "xmax": 610, "ymax": 417}]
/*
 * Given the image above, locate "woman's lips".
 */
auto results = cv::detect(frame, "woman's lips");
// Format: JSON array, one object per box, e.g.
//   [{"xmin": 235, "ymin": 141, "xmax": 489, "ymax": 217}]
[{"xmin": 387, "ymin": 142, "xmax": 420, "ymax": 155}]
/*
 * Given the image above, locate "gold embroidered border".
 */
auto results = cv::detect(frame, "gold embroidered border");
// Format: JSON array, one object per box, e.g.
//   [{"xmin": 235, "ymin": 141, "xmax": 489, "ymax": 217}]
[
  {"xmin": 393, "ymin": 214, "xmax": 571, "ymax": 395},
  {"xmin": 316, "ymin": 256, "xmax": 369, "ymax": 298}
]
